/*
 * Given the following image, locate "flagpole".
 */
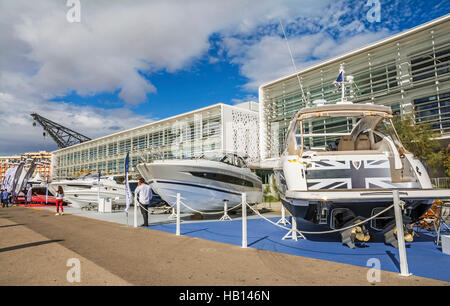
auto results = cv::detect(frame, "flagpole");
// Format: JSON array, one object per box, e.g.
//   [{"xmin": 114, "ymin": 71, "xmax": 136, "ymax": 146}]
[
  {"xmin": 340, "ymin": 64, "xmax": 345, "ymax": 102},
  {"xmin": 45, "ymin": 176, "xmax": 48, "ymax": 205},
  {"xmin": 124, "ymin": 152, "xmax": 131, "ymax": 227},
  {"xmin": 97, "ymin": 171, "xmax": 101, "ymax": 207}
]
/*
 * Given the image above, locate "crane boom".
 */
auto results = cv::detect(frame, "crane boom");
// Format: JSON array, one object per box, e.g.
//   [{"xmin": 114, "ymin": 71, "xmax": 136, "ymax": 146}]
[{"xmin": 31, "ymin": 113, "xmax": 91, "ymax": 149}]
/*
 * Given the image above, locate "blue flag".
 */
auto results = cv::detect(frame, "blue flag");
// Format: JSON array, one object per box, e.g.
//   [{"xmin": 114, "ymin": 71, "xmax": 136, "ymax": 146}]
[
  {"xmin": 124, "ymin": 152, "xmax": 131, "ymax": 212},
  {"xmin": 336, "ymin": 71, "xmax": 343, "ymax": 83},
  {"xmin": 125, "ymin": 152, "xmax": 129, "ymax": 174}
]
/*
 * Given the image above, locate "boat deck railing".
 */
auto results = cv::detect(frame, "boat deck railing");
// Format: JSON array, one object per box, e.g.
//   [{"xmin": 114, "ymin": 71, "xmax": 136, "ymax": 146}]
[{"xmin": 431, "ymin": 177, "xmax": 450, "ymax": 189}]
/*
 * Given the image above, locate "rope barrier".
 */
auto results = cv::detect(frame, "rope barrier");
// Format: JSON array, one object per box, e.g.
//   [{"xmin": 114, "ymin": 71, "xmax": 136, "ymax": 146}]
[
  {"xmin": 245, "ymin": 200, "xmax": 395, "ymax": 235},
  {"xmin": 136, "ymin": 201, "xmax": 153, "ymax": 213},
  {"xmin": 138, "ymin": 191, "xmax": 395, "ymax": 237},
  {"xmin": 178, "ymin": 199, "xmax": 242, "ymax": 215}
]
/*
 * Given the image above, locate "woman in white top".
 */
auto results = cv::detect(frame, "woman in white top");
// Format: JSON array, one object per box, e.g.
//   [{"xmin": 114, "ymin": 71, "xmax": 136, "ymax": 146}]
[{"xmin": 55, "ymin": 186, "xmax": 64, "ymax": 215}]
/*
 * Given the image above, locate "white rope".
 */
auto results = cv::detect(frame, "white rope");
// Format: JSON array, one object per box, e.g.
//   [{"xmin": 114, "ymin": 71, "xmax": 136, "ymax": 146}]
[
  {"xmin": 245, "ymin": 201, "xmax": 395, "ymax": 235},
  {"xmin": 178, "ymin": 199, "xmax": 242, "ymax": 215},
  {"xmin": 136, "ymin": 201, "xmax": 153, "ymax": 214}
]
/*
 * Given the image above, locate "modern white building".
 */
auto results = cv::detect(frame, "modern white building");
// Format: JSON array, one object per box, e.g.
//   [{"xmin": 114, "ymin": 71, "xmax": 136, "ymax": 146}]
[
  {"xmin": 51, "ymin": 102, "xmax": 259, "ymax": 179},
  {"xmin": 259, "ymin": 14, "xmax": 450, "ymax": 161}
]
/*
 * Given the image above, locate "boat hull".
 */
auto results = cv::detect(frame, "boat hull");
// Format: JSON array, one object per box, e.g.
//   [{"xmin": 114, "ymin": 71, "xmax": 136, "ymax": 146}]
[
  {"xmin": 280, "ymin": 188, "xmax": 450, "ymax": 231},
  {"xmin": 63, "ymin": 188, "xmax": 127, "ymax": 208}
]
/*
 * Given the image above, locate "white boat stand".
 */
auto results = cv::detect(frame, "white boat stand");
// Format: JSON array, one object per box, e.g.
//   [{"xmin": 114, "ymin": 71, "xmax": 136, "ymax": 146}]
[
  {"xmin": 282, "ymin": 217, "xmax": 306, "ymax": 241},
  {"xmin": 168, "ymin": 207, "xmax": 177, "ymax": 219},
  {"xmin": 276, "ymin": 204, "xmax": 290, "ymax": 225},
  {"xmin": 219, "ymin": 200, "xmax": 232, "ymax": 221}
]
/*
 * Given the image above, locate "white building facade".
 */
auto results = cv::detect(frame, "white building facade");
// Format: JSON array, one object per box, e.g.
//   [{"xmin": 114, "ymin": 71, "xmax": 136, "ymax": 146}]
[
  {"xmin": 51, "ymin": 103, "xmax": 259, "ymax": 179},
  {"xmin": 259, "ymin": 15, "xmax": 450, "ymax": 160}
]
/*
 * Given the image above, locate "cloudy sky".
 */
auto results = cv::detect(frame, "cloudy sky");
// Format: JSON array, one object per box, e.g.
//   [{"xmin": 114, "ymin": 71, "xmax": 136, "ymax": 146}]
[{"xmin": 0, "ymin": 0, "xmax": 448, "ymax": 155}]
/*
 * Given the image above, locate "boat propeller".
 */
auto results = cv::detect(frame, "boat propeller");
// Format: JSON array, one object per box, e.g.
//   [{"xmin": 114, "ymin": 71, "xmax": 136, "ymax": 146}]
[
  {"xmin": 382, "ymin": 218, "xmax": 414, "ymax": 248},
  {"xmin": 393, "ymin": 226, "xmax": 415, "ymax": 242},
  {"xmin": 351, "ymin": 226, "xmax": 371, "ymax": 242},
  {"xmin": 340, "ymin": 217, "xmax": 370, "ymax": 248}
]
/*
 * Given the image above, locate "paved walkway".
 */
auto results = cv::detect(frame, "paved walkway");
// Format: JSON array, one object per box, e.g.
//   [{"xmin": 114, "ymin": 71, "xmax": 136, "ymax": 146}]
[{"xmin": 0, "ymin": 206, "xmax": 447, "ymax": 286}]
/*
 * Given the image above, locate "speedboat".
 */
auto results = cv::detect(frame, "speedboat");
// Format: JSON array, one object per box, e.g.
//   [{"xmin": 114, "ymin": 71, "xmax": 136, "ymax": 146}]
[
  {"xmin": 136, "ymin": 151, "xmax": 263, "ymax": 213},
  {"xmin": 49, "ymin": 175, "xmax": 137, "ymax": 208},
  {"xmin": 275, "ymin": 68, "xmax": 450, "ymax": 247}
]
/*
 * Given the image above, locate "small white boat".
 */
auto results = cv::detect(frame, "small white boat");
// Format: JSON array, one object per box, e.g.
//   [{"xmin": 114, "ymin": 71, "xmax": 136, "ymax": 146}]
[
  {"xmin": 49, "ymin": 175, "xmax": 136, "ymax": 208},
  {"xmin": 137, "ymin": 152, "xmax": 263, "ymax": 213}
]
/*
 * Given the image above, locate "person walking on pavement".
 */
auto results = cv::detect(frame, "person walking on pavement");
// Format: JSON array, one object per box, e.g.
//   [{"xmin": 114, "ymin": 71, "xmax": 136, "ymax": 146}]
[
  {"xmin": 134, "ymin": 178, "xmax": 152, "ymax": 227},
  {"xmin": 55, "ymin": 186, "xmax": 64, "ymax": 215}
]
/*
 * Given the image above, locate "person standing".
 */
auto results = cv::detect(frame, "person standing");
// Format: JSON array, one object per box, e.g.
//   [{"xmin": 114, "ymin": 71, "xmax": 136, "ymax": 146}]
[
  {"xmin": 134, "ymin": 178, "xmax": 152, "ymax": 227},
  {"xmin": 55, "ymin": 186, "xmax": 64, "ymax": 216},
  {"xmin": 10, "ymin": 191, "xmax": 16, "ymax": 206},
  {"xmin": 26, "ymin": 187, "xmax": 32, "ymax": 207},
  {"xmin": 1, "ymin": 189, "xmax": 9, "ymax": 208}
]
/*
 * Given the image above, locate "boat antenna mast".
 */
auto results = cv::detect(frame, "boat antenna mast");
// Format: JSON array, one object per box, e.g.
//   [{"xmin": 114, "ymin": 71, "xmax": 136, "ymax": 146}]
[
  {"xmin": 334, "ymin": 64, "xmax": 356, "ymax": 104},
  {"xmin": 279, "ymin": 19, "xmax": 309, "ymax": 107},
  {"xmin": 31, "ymin": 113, "xmax": 92, "ymax": 149}
]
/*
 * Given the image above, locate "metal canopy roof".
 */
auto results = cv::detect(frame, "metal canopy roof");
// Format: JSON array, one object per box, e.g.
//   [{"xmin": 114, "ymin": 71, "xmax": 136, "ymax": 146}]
[{"xmin": 296, "ymin": 103, "xmax": 392, "ymax": 119}]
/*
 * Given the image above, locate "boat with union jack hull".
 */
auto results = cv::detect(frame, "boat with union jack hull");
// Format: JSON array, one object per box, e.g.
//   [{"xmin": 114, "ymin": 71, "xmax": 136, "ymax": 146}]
[{"xmin": 275, "ymin": 67, "xmax": 450, "ymax": 247}]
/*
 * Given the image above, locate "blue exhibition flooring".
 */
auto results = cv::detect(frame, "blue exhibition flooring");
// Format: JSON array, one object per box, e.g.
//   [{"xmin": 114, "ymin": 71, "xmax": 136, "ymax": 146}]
[{"xmin": 147, "ymin": 217, "xmax": 450, "ymax": 282}]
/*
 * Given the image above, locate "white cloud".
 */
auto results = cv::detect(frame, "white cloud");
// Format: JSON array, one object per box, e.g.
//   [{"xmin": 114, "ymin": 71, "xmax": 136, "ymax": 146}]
[
  {"xmin": 0, "ymin": 0, "xmax": 398, "ymax": 155},
  {"xmin": 0, "ymin": 91, "xmax": 152, "ymax": 156},
  {"xmin": 221, "ymin": 3, "xmax": 393, "ymax": 90},
  {"xmin": 1, "ymin": 0, "xmax": 334, "ymax": 104}
]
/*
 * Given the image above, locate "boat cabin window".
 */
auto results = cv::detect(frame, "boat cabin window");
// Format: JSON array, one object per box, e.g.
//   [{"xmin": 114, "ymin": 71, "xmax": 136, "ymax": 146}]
[{"xmin": 217, "ymin": 153, "xmax": 247, "ymax": 168}]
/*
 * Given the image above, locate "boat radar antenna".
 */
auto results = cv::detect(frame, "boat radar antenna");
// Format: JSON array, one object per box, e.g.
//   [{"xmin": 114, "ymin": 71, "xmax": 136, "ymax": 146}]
[
  {"xmin": 334, "ymin": 64, "xmax": 356, "ymax": 104},
  {"xmin": 279, "ymin": 19, "xmax": 309, "ymax": 107}
]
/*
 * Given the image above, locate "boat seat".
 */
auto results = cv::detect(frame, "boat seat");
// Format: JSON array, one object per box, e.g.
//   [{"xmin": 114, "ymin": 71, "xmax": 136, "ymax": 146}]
[
  {"xmin": 355, "ymin": 134, "xmax": 371, "ymax": 150},
  {"xmin": 338, "ymin": 135, "xmax": 355, "ymax": 151}
]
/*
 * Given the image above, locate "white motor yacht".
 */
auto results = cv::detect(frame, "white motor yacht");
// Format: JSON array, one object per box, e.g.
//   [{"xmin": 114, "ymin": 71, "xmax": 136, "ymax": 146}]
[
  {"xmin": 137, "ymin": 152, "xmax": 263, "ymax": 213},
  {"xmin": 275, "ymin": 67, "xmax": 450, "ymax": 247}
]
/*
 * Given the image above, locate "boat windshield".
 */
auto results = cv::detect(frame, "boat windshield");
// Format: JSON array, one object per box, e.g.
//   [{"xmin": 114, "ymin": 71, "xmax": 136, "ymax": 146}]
[
  {"xmin": 291, "ymin": 113, "xmax": 404, "ymax": 153},
  {"xmin": 202, "ymin": 151, "xmax": 248, "ymax": 168}
]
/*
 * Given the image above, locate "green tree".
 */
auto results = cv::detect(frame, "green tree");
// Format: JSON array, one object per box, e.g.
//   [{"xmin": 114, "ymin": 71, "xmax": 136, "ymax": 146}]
[{"xmin": 392, "ymin": 115, "xmax": 447, "ymax": 177}]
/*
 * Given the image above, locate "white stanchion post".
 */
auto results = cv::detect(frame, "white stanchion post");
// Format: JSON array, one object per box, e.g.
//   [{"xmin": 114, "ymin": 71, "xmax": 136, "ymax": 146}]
[
  {"xmin": 242, "ymin": 193, "xmax": 247, "ymax": 248},
  {"xmin": 176, "ymin": 193, "xmax": 181, "ymax": 236},
  {"xmin": 393, "ymin": 190, "xmax": 411, "ymax": 277},
  {"xmin": 45, "ymin": 178, "xmax": 48, "ymax": 205},
  {"xmin": 134, "ymin": 192, "xmax": 138, "ymax": 228}
]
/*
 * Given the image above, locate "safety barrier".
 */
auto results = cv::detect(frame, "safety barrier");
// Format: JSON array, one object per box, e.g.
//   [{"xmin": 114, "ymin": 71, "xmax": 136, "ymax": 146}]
[{"xmin": 133, "ymin": 190, "xmax": 411, "ymax": 276}]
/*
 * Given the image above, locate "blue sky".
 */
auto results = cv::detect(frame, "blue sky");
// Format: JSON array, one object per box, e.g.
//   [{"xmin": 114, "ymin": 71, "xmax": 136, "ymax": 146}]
[{"xmin": 0, "ymin": 0, "xmax": 449, "ymax": 155}]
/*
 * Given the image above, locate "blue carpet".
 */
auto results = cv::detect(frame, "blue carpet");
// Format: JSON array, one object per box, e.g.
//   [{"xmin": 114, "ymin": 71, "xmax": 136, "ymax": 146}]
[{"xmin": 147, "ymin": 217, "xmax": 450, "ymax": 282}]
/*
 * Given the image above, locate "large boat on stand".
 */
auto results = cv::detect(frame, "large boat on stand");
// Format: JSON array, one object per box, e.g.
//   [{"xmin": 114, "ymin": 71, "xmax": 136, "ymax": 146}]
[
  {"xmin": 137, "ymin": 151, "xmax": 262, "ymax": 213},
  {"xmin": 275, "ymin": 67, "xmax": 450, "ymax": 247}
]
